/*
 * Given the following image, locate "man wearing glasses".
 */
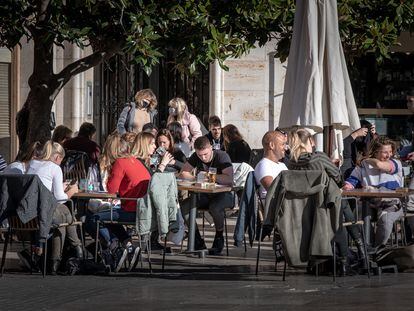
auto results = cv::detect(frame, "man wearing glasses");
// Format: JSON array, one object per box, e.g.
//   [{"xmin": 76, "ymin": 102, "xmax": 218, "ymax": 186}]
[{"xmin": 254, "ymin": 130, "xmax": 288, "ymax": 199}]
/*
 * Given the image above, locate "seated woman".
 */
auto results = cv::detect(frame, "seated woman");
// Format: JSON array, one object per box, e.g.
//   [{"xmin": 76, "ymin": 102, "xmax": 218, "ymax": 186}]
[
  {"xmin": 26, "ymin": 141, "xmax": 82, "ymax": 274},
  {"xmin": 156, "ymin": 129, "xmax": 187, "ymax": 172},
  {"xmin": 167, "ymin": 121, "xmax": 192, "ymax": 158},
  {"xmin": 343, "ymin": 136, "xmax": 403, "ymax": 250},
  {"xmin": 86, "ymin": 133, "xmax": 150, "ymax": 272},
  {"xmin": 222, "ymin": 124, "xmax": 251, "ymax": 163},
  {"xmin": 133, "ymin": 132, "xmax": 174, "ymax": 174},
  {"xmin": 288, "ymin": 128, "xmax": 365, "ymax": 275},
  {"xmin": 3, "ymin": 141, "xmax": 42, "ymax": 174}
]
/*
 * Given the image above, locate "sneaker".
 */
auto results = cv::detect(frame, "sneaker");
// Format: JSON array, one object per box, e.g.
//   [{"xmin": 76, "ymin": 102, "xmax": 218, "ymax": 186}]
[
  {"xmin": 113, "ymin": 247, "xmax": 128, "ymax": 273},
  {"xmin": 128, "ymin": 246, "xmax": 141, "ymax": 272},
  {"xmin": 17, "ymin": 249, "xmax": 33, "ymax": 271}
]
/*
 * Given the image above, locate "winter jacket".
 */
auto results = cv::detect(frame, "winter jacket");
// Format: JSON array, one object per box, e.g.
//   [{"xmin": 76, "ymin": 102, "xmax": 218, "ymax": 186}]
[
  {"xmin": 0, "ymin": 174, "xmax": 58, "ymax": 242},
  {"xmin": 264, "ymin": 170, "xmax": 341, "ymax": 267},
  {"xmin": 180, "ymin": 111, "xmax": 202, "ymax": 146},
  {"xmin": 117, "ymin": 102, "xmax": 158, "ymax": 134},
  {"xmin": 136, "ymin": 172, "xmax": 178, "ymax": 236}
]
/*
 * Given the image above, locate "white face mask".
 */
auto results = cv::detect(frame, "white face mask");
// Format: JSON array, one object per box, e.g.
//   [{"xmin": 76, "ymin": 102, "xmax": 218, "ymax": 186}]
[{"xmin": 169, "ymin": 107, "xmax": 177, "ymax": 116}]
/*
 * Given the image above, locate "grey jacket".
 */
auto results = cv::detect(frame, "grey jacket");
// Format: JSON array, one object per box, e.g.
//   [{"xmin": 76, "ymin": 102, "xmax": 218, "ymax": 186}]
[
  {"xmin": 0, "ymin": 174, "xmax": 58, "ymax": 242},
  {"xmin": 264, "ymin": 170, "xmax": 341, "ymax": 267},
  {"xmin": 136, "ymin": 172, "xmax": 178, "ymax": 236},
  {"xmin": 117, "ymin": 102, "xmax": 158, "ymax": 134}
]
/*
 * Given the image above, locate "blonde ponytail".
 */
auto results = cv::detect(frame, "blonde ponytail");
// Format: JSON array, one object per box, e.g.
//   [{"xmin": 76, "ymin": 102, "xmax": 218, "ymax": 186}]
[
  {"xmin": 39, "ymin": 140, "xmax": 65, "ymax": 161},
  {"xmin": 288, "ymin": 129, "xmax": 312, "ymax": 162}
]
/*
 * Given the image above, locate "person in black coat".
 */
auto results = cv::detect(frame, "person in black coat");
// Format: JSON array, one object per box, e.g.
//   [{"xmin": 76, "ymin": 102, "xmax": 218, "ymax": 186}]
[{"xmin": 222, "ymin": 124, "xmax": 251, "ymax": 163}]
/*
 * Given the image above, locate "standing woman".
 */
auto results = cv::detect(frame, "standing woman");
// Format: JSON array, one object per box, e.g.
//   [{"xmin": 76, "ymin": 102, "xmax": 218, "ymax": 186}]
[
  {"xmin": 167, "ymin": 97, "xmax": 202, "ymax": 148},
  {"xmin": 222, "ymin": 124, "xmax": 252, "ymax": 163},
  {"xmin": 117, "ymin": 89, "xmax": 158, "ymax": 134},
  {"xmin": 26, "ymin": 141, "xmax": 82, "ymax": 274}
]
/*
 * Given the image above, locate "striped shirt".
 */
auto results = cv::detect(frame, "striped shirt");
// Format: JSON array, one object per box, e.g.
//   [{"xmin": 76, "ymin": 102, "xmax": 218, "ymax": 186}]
[
  {"xmin": 287, "ymin": 152, "xmax": 343, "ymax": 187},
  {"xmin": 345, "ymin": 158, "xmax": 402, "ymax": 190},
  {"xmin": 0, "ymin": 155, "xmax": 6, "ymax": 172}
]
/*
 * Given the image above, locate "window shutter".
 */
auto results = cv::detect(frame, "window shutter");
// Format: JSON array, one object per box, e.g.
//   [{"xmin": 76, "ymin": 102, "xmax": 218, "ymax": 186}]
[{"xmin": 0, "ymin": 63, "xmax": 10, "ymax": 138}]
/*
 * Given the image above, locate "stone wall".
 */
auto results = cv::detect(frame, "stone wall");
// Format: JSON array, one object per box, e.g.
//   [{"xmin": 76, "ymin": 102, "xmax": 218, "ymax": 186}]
[{"xmin": 210, "ymin": 39, "xmax": 287, "ymax": 149}]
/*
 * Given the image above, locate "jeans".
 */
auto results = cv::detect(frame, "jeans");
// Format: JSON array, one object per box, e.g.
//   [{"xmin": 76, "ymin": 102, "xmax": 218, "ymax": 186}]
[
  {"xmin": 85, "ymin": 207, "xmax": 135, "ymax": 246},
  {"xmin": 180, "ymin": 192, "xmax": 234, "ymax": 232},
  {"xmin": 51, "ymin": 204, "xmax": 81, "ymax": 260}
]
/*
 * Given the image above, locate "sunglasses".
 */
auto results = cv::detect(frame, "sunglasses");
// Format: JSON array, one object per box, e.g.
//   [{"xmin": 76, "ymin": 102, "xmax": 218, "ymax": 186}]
[{"xmin": 275, "ymin": 127, "xmax": 287, "ymax": 136}]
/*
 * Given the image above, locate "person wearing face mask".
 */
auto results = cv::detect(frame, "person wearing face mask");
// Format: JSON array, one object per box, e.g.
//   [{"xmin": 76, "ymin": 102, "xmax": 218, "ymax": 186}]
[
  {"xmin": 117, "ymin": 89, "xmax": 159, "ymax": 134},
  {"xmin": 167, "ymin": 97, "xmax": 202, "ymax": 148}
]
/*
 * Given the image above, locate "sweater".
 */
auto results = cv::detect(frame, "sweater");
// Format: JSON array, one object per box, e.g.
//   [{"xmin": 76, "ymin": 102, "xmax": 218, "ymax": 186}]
[
  {"xmin": 107, "ymin": 157, "xmax": 151, "ymax": 212},
  {"xmin": 288, "ymin": 152, "xmax": 343, "ymax": 187}
]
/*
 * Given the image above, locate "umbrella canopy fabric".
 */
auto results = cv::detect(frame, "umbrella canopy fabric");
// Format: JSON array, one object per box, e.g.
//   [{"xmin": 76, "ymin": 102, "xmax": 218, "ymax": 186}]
[{"xmin": 278, "ymin": 0, "xmax": 360, "ymax": 160}]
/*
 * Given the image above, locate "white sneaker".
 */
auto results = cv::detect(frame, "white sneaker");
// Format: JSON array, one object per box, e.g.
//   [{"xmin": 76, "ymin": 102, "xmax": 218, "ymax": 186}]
[
  {"xmin": 128, "ymin": 246, "xmax": 141, "ymax": 272},
  {"xmin": 114, "ymin": 247, "xmax": 128, "ymax": 273}
]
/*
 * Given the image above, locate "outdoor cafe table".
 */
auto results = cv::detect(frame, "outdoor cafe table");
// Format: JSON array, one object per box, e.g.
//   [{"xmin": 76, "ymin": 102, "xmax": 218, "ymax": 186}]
[
  {"xmin": 342, "ymin": 188, "xmax": 414, "ymax": 245},
  {"xmin": 177, "ymin": 182, "xmax": 233, "ymax": 254},
  {"xmin": 72, "ymin": 191, "xmax": 118, "ymax": 200}
]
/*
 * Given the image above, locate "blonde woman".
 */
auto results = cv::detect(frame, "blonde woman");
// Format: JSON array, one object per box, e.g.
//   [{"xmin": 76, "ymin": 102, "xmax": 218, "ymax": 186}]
[
  {"xmin": 132, "ymin": 132, "xmax": 174, "ymax": 173},
  {"xmin": 117, "ymin": 89, "xmax": 158, "ymax": 134},
  {"xmin": 27, "ymin": 141, "xmax": 82, "ymax": 274},
  {"xmin": 167, "ymin": 97, "xmax": 202, "ymax": 147}
]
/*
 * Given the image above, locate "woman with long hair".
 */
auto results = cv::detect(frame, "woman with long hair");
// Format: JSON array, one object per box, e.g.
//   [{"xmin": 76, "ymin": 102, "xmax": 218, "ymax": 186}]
[
  {"xmin": 87, "ymin": 132, "xmax": 150, "ymax": 272},
  {"xmin": 288, "ymin": 128, "xmax": 364, "ymax": 276},
  {"xmin": 167, "ymin": 97, "xmax": 202, "ymax": 147},
  {"xmin": 156, "ymin": 129, "xmax": 187, "ymax": 172},
  {"xmin": 27, "ymin": 141, "xmax": 82, "ymax": 274},
  {"xmin": 2, "ymin": 141, "xmax": 42, "ymax": 174},
  {"xmin": 132, "ymin": 132, "xmax": 174, "ymax": 173},
  {"xmin": 343, "ymin": 136, "xmax": 403, "ymax": 249},
  {"xmin": 117, "ymin": 89, "xmax": 158, "ymax": 134},
  {"xmin": 167, "ymin": 121, "xmax": 191, "ymax": 158},
  {"xmin": 222, "ymin": 124, "xmax": 251, "ymax": 163}
]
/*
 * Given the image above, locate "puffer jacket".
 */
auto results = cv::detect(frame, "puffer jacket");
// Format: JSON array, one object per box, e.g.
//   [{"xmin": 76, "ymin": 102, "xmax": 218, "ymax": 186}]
[
  {"xmin": 264, "ymin": 170, "xmax": 341, "ymax": 267},
  {"xmin": 135, "ymin": 172, "xmax": 178, "ymax": 236}
]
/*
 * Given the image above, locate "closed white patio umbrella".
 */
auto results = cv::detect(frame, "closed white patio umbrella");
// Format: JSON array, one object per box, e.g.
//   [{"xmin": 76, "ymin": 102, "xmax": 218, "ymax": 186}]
[{"xmin": 278, "ymin": 0, "xmax": 360, "ymax": 161}]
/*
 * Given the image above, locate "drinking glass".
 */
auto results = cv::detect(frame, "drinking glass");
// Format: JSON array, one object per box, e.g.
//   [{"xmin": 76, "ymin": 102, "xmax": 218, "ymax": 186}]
[{"xmin": 208, "ymin": 167, "xmax": 217, "ymax": 183}]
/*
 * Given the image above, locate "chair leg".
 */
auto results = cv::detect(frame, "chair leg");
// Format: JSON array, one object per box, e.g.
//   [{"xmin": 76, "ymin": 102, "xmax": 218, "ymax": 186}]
[
  {"xmin": 255, "ymin": 226, "xmax": 263, "ymax": 276},
  {"xmin": 202, "ymin": 212, "xmax": 205, "ymax": 239},
  {"xmin": 42, "ymin": 241, "xmax": 47, "ymax": 278},
  {"xmin": 243, "ymin": 235, "xmax": 247, "ymax": 253},
  {"xmin": 139, "ymin": 238, "xmax": 144, "ymax": 269},
  {"xmin": 401, "ymin": 218, "xmax": 407, "ymax": 246},
  {"xmin": 224, "ymin": 214, "xmax": 229, "ymax": 257},
  {"xmin": 162, "ymin": 237, "xmax": 167, "ymax": 272},
  {"xmin": 333, "ymin": 242, "xmax": 336, "ymax": 283},
  {"xmin": 95, "ymin": 221, "xmax": 100, "ymax": 263},
  {"xmin": 146, "ymin": 236, "xmax": 152, "ymax": 274},
  {"xmin": 282, "ymin": 260, "xmax": 287, "ymax": 281},
  {"xmin": 79, "ymin": 224, "xmax": 86, "ymax": 260},
  {"xmin": 1, "ymin": 228, "xmax": 11, "ymax": 276},
  {"xmin": 360, "ymin": 224, "xmax": 370, "ymax": 279}
]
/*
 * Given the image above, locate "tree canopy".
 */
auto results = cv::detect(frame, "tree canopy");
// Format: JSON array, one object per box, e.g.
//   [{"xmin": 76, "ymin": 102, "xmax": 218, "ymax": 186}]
[{"xmin": 0, "ymin": 0, "xmax": 413, "ymax": 147}]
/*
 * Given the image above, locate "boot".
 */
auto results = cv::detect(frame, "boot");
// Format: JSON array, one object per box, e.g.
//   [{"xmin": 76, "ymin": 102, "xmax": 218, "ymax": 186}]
[
  {"xmin": 355, "ymin": 238, "xmax": 367, "ymax": 261},
  {"xmin": 51, "ymin": 260, "xmax": 60, "ymax": 275},
  {"xmin": 194, "ymin": 229, "xmax": 207, "ymax": 250},
  {"xmin": 74, "ymin": 245, "xmax": 83, "ymax": 259}
]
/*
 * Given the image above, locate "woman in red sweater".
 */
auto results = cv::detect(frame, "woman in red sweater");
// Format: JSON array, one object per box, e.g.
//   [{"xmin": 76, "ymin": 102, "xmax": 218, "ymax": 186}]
[{"xmin": 86, "ymin": 133, "xmax": 150, "ymax": 272}]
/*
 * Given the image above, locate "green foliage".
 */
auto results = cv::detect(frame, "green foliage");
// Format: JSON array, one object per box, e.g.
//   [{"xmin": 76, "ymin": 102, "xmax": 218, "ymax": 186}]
[{"xmin": 0, "ymin": 0, "xmax": 412, "ymax": 73}]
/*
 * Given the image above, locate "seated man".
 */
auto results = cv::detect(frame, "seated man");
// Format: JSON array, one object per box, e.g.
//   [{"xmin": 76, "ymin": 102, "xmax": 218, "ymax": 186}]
[
  {"xmin": 205, "ymin": 115, "xmax": 225, "ymax": 151},
  {"xmin": 254, "ymin": 130, "xmax": 288, "ymax": 199},
  {"xmin": 180, "ymin": 136, "xmax": 234, "ymax": 254},
  {"xmin": 63, "ymin": 122, "xmax": 101, "ymax": 165}
]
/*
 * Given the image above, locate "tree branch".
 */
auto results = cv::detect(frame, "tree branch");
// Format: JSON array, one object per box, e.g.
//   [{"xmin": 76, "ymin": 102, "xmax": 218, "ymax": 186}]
[{"xmin": 52, "ymin": 46, "xmax": 121, "ymax": 99}]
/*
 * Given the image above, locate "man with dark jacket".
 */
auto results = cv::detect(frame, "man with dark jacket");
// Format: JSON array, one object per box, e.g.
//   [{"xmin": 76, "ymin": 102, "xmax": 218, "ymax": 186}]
[
  {"xmin": 63, "ymin": 122, "xmax": 101, "ymax": 164},
  {"xmin": 205, "ymin": 115, "xmax": 225, "ymax": 151}
]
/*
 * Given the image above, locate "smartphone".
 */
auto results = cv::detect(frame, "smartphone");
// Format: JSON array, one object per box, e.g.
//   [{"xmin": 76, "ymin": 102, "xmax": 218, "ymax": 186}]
[
  {"xmin": 64, "ymin": 179, "xmax": 77, "ymax": 192},
  {"xmin": 155, "ymin": 146, "xmax": 166, "ymax": 156}
]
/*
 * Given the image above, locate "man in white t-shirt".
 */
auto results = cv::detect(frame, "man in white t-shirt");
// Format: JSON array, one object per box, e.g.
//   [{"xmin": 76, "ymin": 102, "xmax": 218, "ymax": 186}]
[{"xmin": 254, "ymin": 130, "xmax": 288, "ymax": 198}]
